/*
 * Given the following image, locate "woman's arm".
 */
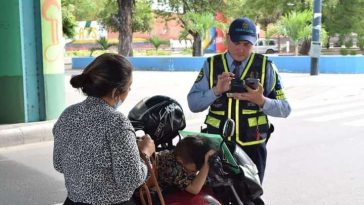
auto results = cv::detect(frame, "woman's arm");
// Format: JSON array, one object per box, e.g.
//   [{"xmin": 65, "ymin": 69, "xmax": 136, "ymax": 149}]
[
  {"xmin": 185, "ymin": 150, "xmax": 216, "ymax": 195},
  {"xmin": 108, "ymin": 124, "xmax": 149, "ymax": 191},
  {"xmin": 52, "ymin": 120, "xmax": 64, "ymax": 173}
]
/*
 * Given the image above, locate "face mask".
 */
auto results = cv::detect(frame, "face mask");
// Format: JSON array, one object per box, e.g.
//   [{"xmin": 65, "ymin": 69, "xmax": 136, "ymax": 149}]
[{"xmin": 113, "ymin": 99, "xmax": 123, "ymax": 109}]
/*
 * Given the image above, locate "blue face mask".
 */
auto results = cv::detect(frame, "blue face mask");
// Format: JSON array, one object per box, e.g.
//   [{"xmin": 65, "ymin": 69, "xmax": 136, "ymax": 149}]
[{"xmin": 113, "ymin": 100, "xmax": 123, "ymax": 109}]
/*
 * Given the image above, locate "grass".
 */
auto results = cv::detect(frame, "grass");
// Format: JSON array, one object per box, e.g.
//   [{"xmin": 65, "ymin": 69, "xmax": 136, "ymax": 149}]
[{"xmin": 66, "ymin": 48, "xmax": 193, "ymax": 57}]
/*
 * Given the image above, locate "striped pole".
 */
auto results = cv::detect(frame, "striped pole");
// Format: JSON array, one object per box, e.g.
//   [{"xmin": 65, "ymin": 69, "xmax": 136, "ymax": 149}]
[{"xmin": 310, "ymin": 0, "xmax": 322, "ymax": 75}]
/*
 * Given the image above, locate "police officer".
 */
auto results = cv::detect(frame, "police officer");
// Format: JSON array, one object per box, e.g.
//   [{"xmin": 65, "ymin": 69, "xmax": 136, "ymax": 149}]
[{"xmin": 187, "ymin": 17, "xmax": 291, "ymax": 183}]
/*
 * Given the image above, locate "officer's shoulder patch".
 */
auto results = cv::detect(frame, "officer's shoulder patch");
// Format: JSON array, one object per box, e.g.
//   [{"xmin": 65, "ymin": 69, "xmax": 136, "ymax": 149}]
[{"xmin": 195, "ymin": 69, "xmax": 204, "ymax": 83}]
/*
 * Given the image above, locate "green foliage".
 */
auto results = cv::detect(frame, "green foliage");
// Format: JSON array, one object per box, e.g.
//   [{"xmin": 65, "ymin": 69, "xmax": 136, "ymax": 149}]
[
  {"xmin": 98, "ymin": 0, "xmax": 153, "ymax": 33},
  {"xmin": 61, "ymin": 0, "xmax": 77, "ymax": 39},
  {"xmin": 350, "ymin": 50, "xmax": 357, "ymax": 55},
  {"xmin": 340, "ymin": 48, "xmax": 348, "ymax": 55},
  {"xmin": 134, "ymin": 49, "xmax": 172, "ymax": 56},
  {"xmin": 276, "ymin": 10, "xmax": 312, "ymax": 43},
  {"xmin": 97, "ymin": 0, "xmax": 117, "ymax": 32},
  {"xmin": 90, "ymin": 37, "xmax": 116, "ymax": 56},
  {"xmin": 155, "ymin": 0, "xmax": 221, "ymax": 14},
  {"xmin": 133, "ymin": 0, "xmax": 153, "ymax": 33},
  {"xmin": 155, "ymin": 0, "xmax": 224, "ymax": 56},
  {"xmin": 358, "ymin": 36, "xmax": 364, "ymax": 50},
  {"xmin": 344, "ymin": 39, "xmax": 353, "ymax": 48},
  {"xmin": 227, "ymin": 0, "xmax": 313, "ymax": 31},
  {"xmin": 323, "ymin": 0, "xmax": 364, "ymax": 37},
  {"xmin": 97, "ymin": 37, "xmax": 116, "ymax": 50},
  {"xmin": 265, "ymin": 25, "xmax": 279, "ymax": 40},
  {"xmin": 62, "ymin": 0, "xmax": 106, "ymax": 21},
  {"xmin": 320, "ymin": 27, "xmax": 329, "ymax": 47},
  {"xmin": 275, "ymin": 9, "xmax": 312, "ymax": 55},
  {"xmin": 180, "ymin": 12, "xmax": 216, "ymax": 41},
  {"xmin": 337, "ymin": 34, "xmax": 345, "ymax": 47},
  {"xmin": 222, "ymin": 0, "xmax": 252, "ymax": 19},
  {"xmin": 148, "ymin": 36, "xmax": 170, "ymax": 51},
  {"xmin": 62, "ymin": 0, "xmax": 364, "ymax": 56}
]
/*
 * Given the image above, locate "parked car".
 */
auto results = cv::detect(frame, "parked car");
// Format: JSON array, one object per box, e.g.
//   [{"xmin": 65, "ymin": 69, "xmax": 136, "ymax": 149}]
[{"xmin": 254, "ymin": 39, "xmax": 279, "ymax": 54}]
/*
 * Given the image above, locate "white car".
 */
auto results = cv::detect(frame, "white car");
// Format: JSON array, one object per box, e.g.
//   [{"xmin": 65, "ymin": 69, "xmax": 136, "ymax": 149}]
[{"xmin": 254, "ymin": 39, "xmax": 279, "ymax": 54}]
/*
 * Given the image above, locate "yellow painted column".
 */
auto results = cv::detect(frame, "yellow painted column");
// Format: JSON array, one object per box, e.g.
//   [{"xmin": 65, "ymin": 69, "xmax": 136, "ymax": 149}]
[{"xmin": 40, "ymin": 0, "xmax": 65, "ymax": 119}]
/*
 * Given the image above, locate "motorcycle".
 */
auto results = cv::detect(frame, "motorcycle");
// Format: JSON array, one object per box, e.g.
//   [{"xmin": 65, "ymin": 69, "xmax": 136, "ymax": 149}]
[{"xmin": 128, "ymin": 95, "xmax": 264, "ymax": 205}]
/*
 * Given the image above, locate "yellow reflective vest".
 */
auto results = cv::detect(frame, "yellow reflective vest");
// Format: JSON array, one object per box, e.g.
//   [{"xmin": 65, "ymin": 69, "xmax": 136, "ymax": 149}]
[{"xmin": 205, "ymin": 52, "xmax": 270, "ymax": 146}]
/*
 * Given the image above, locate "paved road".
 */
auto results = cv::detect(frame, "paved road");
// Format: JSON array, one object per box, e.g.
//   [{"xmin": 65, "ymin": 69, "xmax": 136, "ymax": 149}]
[
  {"xmin": 264, "ymin": 73, "xmax": 364, "ymax": 204},
  {"xmin": 1, "ymin": 71, "xmax": 364, "ymax": 204},
  {"xmin": 0, "ymin": 142, "xmax": 65, "ymax": 205}
]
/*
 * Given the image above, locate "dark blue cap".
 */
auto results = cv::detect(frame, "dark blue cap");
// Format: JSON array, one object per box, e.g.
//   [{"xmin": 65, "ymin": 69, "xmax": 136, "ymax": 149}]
[{"xmin": 228, "ymin": 17, "xmax": 257, "ymax": 45}]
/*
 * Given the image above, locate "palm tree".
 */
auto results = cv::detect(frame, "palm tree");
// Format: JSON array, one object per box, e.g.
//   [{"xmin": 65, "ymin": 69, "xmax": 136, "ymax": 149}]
[
  {"xmin": 148, "ymin": 36, "xmax": 170, "ymax": 51},
  {"xmin": 275, "ymin": 10, "xmax": 312, "ymax": 55},
  {"xmin": 179, "ymin": 12, "xmax": 217, "ymax": 56},
  {"xmin": 90, "ymin": 37, "xmax": 116, "ymax": 56}
]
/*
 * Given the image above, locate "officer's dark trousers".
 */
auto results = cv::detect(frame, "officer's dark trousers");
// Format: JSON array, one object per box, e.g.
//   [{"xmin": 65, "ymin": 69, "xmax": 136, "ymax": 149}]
[
  {"xmin": 242, "ymin": 143, "xmax": 267, "ymax": 205},
  {"xmin": 241, "ymin": 142, "xmax": 267, "ymax": 183}
]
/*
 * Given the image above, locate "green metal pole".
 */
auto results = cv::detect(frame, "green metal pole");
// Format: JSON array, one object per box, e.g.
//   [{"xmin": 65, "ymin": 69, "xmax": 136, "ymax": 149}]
[{"xmin": 20, "ymin": 0, "xmax": 46, "ymax": 122}]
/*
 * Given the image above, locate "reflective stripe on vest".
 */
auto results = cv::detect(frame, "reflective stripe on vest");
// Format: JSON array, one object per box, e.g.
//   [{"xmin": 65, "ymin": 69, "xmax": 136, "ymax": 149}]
[
  {"xmin": 242, "ymin": 109, "xmax": 258, "ymax": 114},
  {"xmin": 247, "ymin": 116, "xmax": 268, "ymax": 127},
  {"xmin": 209, "ymin": 56, "xmax": 214, "ymax": 89},
  {"xmin": 210, "ymin": 110, "xmax": 225, "ymax": 116},
  {"xmin": 205, "ymin": 115, "xmax": 221, "ymax": 129},
  {"xmin": 220, "ymin": 55, "xmax": 233, "ymax": 121}
]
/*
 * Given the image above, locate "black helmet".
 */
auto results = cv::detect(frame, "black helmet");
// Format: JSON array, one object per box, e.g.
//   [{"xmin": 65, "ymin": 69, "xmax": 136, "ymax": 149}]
[{"xmin": 128, "ymin": 95, "xmax": 186, "ymax": 147}]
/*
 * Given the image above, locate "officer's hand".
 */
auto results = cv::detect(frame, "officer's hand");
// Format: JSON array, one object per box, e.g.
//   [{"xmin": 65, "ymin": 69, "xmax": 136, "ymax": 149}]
[
  {"xmin": 214, "ymin": 72, "xmax": 234, "ymax": 96},
  {"xmin": 233, "ymin": 83, "xmax": 266, "ymax": 107}
]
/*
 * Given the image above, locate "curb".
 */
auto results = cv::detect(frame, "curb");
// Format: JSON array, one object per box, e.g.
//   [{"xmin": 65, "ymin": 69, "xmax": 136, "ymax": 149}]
[{"xmin": 0, "ymin": 120, "xmax": 55, "ymax": 148}]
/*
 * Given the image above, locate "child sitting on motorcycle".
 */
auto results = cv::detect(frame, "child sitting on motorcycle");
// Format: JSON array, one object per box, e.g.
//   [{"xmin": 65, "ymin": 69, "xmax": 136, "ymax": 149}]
[{"xmin": 155, "ymin": 135, "xmax": 216, "ymax": 195}]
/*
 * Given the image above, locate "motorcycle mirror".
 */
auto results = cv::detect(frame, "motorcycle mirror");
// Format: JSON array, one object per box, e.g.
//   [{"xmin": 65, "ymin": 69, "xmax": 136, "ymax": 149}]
[{"xmin": 222, "ymin": 118, "xmax": 235, "ymax": 138}]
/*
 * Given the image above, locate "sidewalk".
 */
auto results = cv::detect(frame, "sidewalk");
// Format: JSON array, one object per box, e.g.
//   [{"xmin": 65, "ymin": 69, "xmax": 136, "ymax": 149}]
[
  {"xmin": 0, "ymin": 120, "xmax": 55, "ymax": 148},
  {"xmin": 1, "ymin": 71, "xmax": 364, "ymax": 148}
]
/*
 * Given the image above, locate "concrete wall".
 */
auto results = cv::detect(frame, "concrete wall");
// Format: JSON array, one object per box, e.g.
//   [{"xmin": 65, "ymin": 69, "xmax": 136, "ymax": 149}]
[
  {"xmin": 72, "ymin": 56, "xmax": 207, "ymax": 71},
  {"xmin": 268, "ymin": 55, "xmax": 364, "ymax": 74},
  {"xmin": 72, "ymin": 55, "xmax": 364, "ymax": 74}
]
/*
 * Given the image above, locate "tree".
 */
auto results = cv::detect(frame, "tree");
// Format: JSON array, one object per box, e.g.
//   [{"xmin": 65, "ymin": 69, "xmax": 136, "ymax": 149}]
[
  {"xmin": 116, "ymin": 0, "xmax": 133, "ymax": 56},
  {"xmin": 179, "ymin": 12, "xmax": 216, "ymax": 56},
  {"xmin": 98, "ymin": 0, "xmax": 153, "ymax": 56},
  {"xmin": 323, "ymin": 0, "xmax": 364, "ymax": 47},
  {"xmin": 220, "ymin": 0, "xmax": 251, "ymax": 19},
  {"xmin": 63, "ymin": 0, "xmax": 106, "ymax": 21},
  {"xmin": 155, "ymin": 0, "xmax": 223, "ymax": 56},
  {"xmin": 275, "ymin": 10, "xmax": 312, "ymax": 55},
  {"xmin": 225, "ymin": 0, "xmax": 313, "ymax": 31},
  {"xmin": 61, "ymin": 0, "xmax": 77, "ymax": 39},
  {"xmin": 217, "ymin": 0, "xmax": 315, "ymax": 54}
]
